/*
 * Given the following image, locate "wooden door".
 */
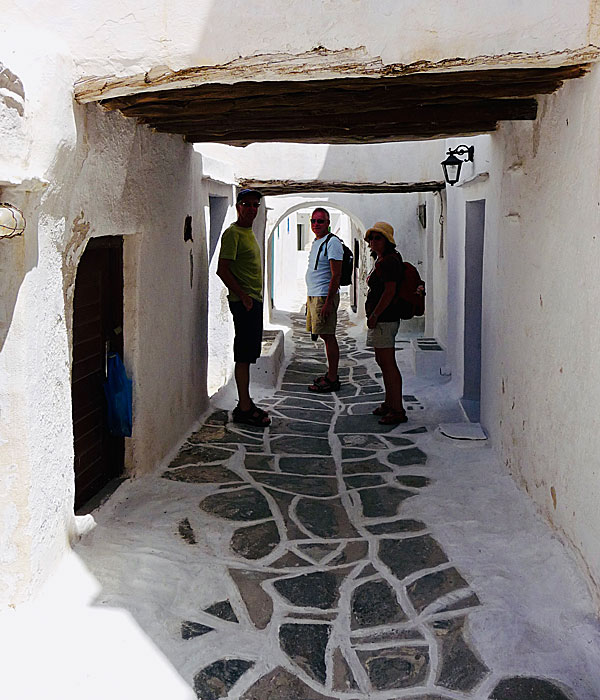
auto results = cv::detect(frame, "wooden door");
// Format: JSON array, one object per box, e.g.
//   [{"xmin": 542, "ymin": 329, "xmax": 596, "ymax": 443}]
[{"xmin": 71, "ymin": 237, "xmax": 124, "ymax": 510}]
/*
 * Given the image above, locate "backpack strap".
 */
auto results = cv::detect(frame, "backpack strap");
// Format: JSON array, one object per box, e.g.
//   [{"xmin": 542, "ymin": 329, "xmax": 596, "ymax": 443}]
[{"xmin": 314, "ymin": 233, "xmax": 334, "ymax": 270}]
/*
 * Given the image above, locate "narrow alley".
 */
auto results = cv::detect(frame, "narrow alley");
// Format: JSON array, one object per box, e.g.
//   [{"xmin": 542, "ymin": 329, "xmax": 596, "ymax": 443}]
[
  {"xmin": 62, "ymin": 312, "xmax": 600, "ymax": 700},
  {"xmin": 6, "ymin": 5, "xmax": 600, "ymax": 700}
]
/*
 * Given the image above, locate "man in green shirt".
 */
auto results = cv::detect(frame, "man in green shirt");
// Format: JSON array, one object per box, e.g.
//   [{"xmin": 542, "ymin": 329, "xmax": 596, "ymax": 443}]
[{"xmin": 217, "ymin": 189, "xmax": 270, "ymax": 427}]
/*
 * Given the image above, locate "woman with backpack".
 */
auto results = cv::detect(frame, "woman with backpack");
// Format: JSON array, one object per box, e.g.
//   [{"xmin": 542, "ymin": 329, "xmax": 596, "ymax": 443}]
[{"xmin": 364, "ymin": 221, "xmax": 408, "ymax": 425}]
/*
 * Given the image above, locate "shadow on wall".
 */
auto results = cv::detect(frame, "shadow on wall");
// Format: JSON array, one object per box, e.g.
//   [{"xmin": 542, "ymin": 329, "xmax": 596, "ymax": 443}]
[
  {"xmin": 0, "ymin": 233, "xmax": 26, "ymax": 354},
  {"xmin": 208, "ymin": 195, "xmax": 228, "ymax": 264},
  {"xmin": 313, "ymin": 142, "xmax": 443, "ymax": 185},
  {"xmin": 0, "ymin": 62, "xmax": 36, "ymax": 354},
  {"xmin": 0, "ymin": 200, "xmax": 42, "ymax": 356},
  {"xmin": 190, "ymin": 0, "xmax": 374, "ymax": 69}
]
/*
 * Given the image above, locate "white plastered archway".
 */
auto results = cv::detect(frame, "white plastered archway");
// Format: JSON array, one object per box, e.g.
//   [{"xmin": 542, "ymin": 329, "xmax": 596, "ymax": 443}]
[
  {"xmin": 265, "ymin": 198, "xmax": 367, "ymax": 314},
  {"xmin": 268, "ymin": 199, "xmax": 367, "ymax": 237}
]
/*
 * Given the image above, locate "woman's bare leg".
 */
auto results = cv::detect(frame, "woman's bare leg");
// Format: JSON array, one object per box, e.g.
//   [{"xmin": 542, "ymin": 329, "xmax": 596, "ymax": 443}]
[{"xmin": 374, "ymin": 347, "xmax": 404, "ymax": 413}]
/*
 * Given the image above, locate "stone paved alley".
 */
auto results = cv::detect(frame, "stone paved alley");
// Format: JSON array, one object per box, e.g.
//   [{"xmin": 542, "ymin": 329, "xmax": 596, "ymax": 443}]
[{"xmin": 67, "ymin": 312, "xmax": 600, "ymax": 700}]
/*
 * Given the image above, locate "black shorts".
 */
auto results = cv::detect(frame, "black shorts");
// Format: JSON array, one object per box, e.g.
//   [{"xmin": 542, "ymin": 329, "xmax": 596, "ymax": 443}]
[{"xmin": 229, "ymin": 299, "xmax": 263, "ymax": 363}]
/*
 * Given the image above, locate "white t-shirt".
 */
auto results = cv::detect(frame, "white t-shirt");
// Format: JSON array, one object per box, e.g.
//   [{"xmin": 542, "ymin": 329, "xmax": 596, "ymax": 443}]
[{"xmin": 305, "ymin": 234, "xmax": 344, "ymax": 296}]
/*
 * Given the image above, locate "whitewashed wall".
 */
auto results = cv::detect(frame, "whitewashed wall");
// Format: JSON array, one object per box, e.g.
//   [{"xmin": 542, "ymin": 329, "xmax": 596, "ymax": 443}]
[
  {"xmin": 197, "ymin": 142, "xmax": 443, "ymax": 185},
  {"xmin": 271, "ymin": 211, "xmax": 305, "ymax": 311},
  {"xmin": 443, "ymin": 135, "xmax": 494, "ymax": 398},
  {"xmin": 421, "ymin": 191, "xmax": 446, "ymax": 343},
  {"xmin": 486, "ymin": 65, "xmax": 600, "ymax": 597},
  {"xmin": 442, "ymin": 66, "xmax": 600, "ymax": 598},
  {"xmin": 3, "ymin": 0, "xmax": 594, "ymax": 79},
  {"xmin": 0, "ymin": 30, "xmax": 212, "ymax": 605}
]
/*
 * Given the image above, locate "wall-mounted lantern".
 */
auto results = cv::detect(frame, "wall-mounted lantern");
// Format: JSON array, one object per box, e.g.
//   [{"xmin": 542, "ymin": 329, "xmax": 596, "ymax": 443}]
[
  {"xmin": 0, "ymin": 203, "xmax": 26, "ymax": 238},
  {"xmin": 441, "ymin": 145, "xmax": 475, "ymax": 186}
]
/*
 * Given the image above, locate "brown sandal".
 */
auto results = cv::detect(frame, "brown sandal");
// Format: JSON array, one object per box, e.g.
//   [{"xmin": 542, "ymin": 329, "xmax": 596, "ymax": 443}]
[
  {"xmin": 372, "ymin": 403, "xmax": 390, "ymax": 416},
  {"xmin": 378, "ymin": 409, "xmax": 408, "ymax": 425}
]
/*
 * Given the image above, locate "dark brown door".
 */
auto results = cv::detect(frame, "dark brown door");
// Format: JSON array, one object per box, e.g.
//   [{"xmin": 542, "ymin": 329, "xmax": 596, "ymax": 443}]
[{"xmin": 71, "ymin": 236, "xmax": 124, "ymax": 510}]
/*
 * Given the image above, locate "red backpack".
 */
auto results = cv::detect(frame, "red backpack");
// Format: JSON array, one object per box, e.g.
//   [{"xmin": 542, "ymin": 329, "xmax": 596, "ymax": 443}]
[{"xmin": 397, "ymin": 261, "xmax": 425, "ymax": 320}]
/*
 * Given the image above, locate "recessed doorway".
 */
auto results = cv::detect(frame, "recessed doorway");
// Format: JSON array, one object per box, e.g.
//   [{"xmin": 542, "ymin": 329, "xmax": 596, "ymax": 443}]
[{"xmin": 71, "ymin": 236, "xmax": 124, "ymax": 510}]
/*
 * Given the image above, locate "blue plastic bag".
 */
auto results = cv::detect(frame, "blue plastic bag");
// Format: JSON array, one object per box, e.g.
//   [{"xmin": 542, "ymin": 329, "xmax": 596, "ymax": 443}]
[{"xmin": 103, "ymin": 352, "xmax": 132, "ymax": 437}]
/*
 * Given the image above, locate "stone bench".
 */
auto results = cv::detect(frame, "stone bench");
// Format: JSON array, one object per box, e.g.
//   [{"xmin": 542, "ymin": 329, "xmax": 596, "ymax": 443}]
[
  {"xmin": 252, "ymin": 329, "xmax": 285, "ymax": 387},
  {"xmin": 410, "ymin": 337, "xmax": 446, "ymax": 378}
]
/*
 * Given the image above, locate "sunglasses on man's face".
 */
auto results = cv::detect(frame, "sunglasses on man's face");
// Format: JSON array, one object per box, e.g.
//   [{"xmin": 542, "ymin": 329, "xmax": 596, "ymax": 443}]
[
  {"xmin": 239, "ymin": 201, "xmax": 260, "ymax": 208},
  {"xmin": 368, "ymin": 234, "xmax": 384, "ymax": 242},
  {"xmin": 311, "ymin": 218, "xmax": 327, "ymax": 224}
]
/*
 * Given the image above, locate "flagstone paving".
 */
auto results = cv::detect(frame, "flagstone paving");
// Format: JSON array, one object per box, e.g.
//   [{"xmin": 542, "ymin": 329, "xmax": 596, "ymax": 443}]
[
  {"xmin": 71, "ymin": 310, "xmax": 598, "ymax": 700},
  {"xmin": 153, "ymin": 311, "xmax": 575, "ymax": 699}
]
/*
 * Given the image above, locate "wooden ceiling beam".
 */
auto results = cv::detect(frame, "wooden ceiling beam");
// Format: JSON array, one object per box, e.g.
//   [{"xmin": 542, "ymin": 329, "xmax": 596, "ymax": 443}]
[
  {"xmin": 144, "ymin": 99, "xmax": 537, "ymax": 136},
  {"xmin": 91, "ymin": 63, "xmax": 586, "ymax": 145},
  {"xmin": 115, "ymin": 79, "xmax": 551, "ymax": 113},
  {"xmin": 184, "ymin": 124, "xmax": 500, "ymax": 145},
  {"xmin": 102, "ymin": 64, "xmax": 587, "ymax": 111},
  {"xmin": 236, "ymin": 179, "xmax": 446, "ymax": 195},
  {"xmin": 127, "ymin": 89, "xmax": 546, "ymax": 122},
  {"xmin": 118, "ymin": 80, "xmax": 560, "ymax": 120}
]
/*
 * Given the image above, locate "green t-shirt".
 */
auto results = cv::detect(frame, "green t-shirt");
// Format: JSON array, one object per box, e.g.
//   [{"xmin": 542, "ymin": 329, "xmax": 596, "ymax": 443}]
[{"xmin": 219, "ymin": 223, "xmax": 263, "ymax": 302}]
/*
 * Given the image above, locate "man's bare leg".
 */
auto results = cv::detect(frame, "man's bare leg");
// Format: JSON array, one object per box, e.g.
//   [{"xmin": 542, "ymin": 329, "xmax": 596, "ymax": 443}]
[
  {"xmin": 320, "ymin": 333, "xmax": 340, "ymax": 382},
  {"xmin": 234, "ymin": 362, "xmax": 252, "ymax": 411}
]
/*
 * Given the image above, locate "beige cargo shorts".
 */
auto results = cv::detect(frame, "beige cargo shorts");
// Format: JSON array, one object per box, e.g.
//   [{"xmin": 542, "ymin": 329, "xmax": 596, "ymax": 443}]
[{"xmin": 306, "ymin": 293, "xmax": 340, "ymax": 335}]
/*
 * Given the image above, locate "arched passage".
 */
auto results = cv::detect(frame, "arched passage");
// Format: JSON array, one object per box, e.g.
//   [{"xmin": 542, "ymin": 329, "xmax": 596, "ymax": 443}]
[
  {"xmin": 265, "ymin": 199, "xmax": 367, "ymax": 314},
  {"xmin": 269, "ymin": 199, "xmax": 367, "ymax": 235}
]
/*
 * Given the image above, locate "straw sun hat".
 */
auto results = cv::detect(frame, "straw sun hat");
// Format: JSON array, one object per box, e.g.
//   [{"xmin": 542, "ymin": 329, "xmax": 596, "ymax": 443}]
[{"xmin": 364, "ymin": 221, "xmax": 395, "ymax": 246}]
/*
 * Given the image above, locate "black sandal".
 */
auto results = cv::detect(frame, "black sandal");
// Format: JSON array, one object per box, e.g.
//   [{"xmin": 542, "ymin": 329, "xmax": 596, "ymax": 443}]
[
  {"xmin": 378, "ymin": 408, "xmax": 408, "ymax": 425},
  {"xmin": 232, "ymin": 403, "xmax": 271, "ymax": 427},
  {"xmin": 308, "ymin": 375, "xmax": 341, "ymax": 393}
]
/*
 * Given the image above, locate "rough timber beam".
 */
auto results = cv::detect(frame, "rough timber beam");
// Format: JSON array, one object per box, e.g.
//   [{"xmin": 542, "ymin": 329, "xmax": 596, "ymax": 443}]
[
  {"xmin": 140, "ymin": 98, "xmax": 538, "ymax": 146},
  {"xmin": 73, "ymin": 48, "xmax": 593, "ymax": 146},
  {"xmin": 74, "ymin": 45, "xmax": 599, "ymax": 104},
  {"xmin": 236, "ymin": 180, "xmax": 446, "ymax": 196},
  {"xmin": 137, "ymin": 98, "xmax": 538, "ymax": 129}
]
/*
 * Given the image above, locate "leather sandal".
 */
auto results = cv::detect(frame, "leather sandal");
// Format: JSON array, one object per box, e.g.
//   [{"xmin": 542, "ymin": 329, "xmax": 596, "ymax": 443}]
[
  {"xmin": 308, "ymin": 375, "xmax": 341, "ymax": 393},
  {"xmin": 372, "ymin": 403, "xmax": 390, "ymax": 416},
  {"xmin": 232, "ymin": 403, "xmax": 271, "ymax": 427},
  {"xmin": 312, "ymin": 375, "xmax": 329, "ymax": 386},
  {"xmin": 378, "ymin": 408, "xmax": 408, "ymax": 425}
]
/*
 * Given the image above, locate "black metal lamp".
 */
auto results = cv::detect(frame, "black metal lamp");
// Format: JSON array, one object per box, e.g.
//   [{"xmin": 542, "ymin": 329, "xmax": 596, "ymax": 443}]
[{"xmin": 441, "ymin": 145, "xmax": 475, "ymax": 186}]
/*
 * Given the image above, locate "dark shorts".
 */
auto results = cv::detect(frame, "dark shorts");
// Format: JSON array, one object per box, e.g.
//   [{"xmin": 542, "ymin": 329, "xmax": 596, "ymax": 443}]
[{"xmin": 229, "ymin": 299, "xmax": 263, "ymax": 364}]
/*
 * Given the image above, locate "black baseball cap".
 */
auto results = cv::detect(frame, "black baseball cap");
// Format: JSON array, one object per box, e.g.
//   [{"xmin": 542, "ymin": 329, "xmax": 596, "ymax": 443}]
[{"xmin": 236, "ymin": 188, "xmax": 263, "ymax": 203}]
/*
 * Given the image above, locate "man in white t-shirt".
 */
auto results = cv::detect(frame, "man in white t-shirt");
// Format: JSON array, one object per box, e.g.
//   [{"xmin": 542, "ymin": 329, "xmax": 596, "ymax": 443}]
[{"xmin": 305, "ymin": 207, "xmax": 343, "ymax": 392}]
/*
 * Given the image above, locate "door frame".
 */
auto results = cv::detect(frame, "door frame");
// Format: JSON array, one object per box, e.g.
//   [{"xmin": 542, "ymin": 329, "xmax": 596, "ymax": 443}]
[{"xmin": 71, "ymin": 235, "xmax": 125, "ymax": 510}]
